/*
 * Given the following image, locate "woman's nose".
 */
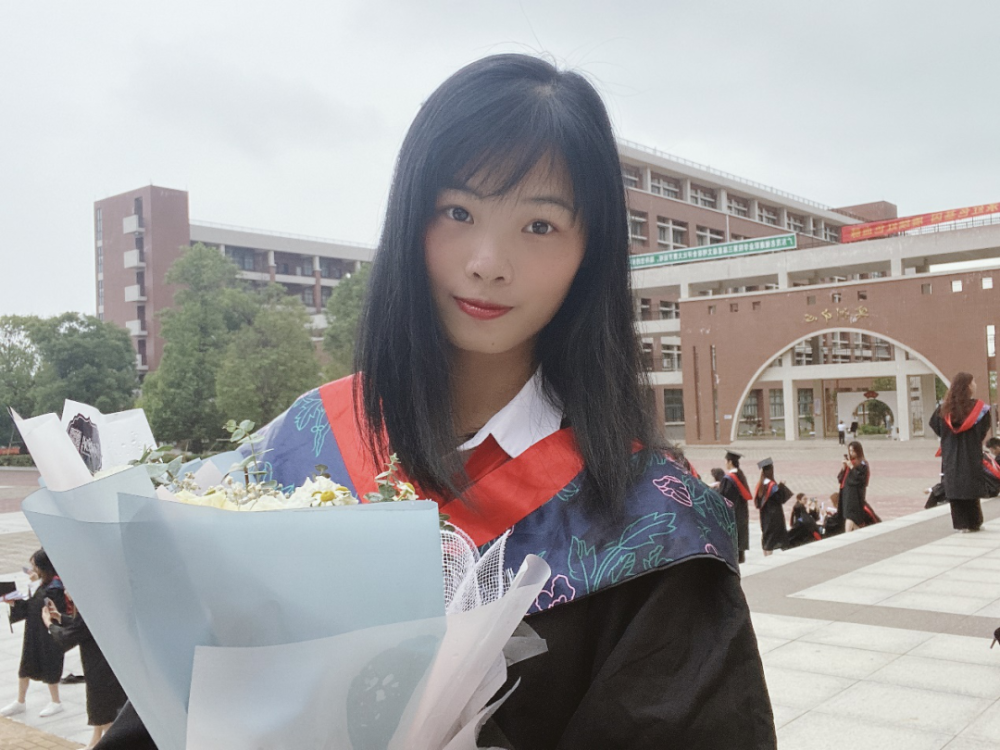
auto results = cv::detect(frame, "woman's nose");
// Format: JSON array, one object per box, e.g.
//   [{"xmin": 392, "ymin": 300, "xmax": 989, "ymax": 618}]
[{"xmin": 466, "ymin": 230, "xmax": 512, "ymax": 283}]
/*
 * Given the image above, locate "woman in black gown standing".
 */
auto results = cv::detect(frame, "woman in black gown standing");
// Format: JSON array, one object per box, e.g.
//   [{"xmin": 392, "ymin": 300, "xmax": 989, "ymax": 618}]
[
  {"xmin": 930, "ymin": 372, "xmax": 991, "ymax": 532},
  {"xmin": 838, "ymin": 441, "xmax": 870, "ymax": 532},
  {"xmin": 754, "ymin": 458, "xmax": 791, "ymax": 556},
  {"xmin": 717, "ymin": 451, "xmax": 752, "ymax": 563}
]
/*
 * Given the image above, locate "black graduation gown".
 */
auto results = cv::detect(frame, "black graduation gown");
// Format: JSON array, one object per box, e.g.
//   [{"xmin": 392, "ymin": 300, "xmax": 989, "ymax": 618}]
[
  {"xmin": 983, "ymin": 454, "xmax": 1000, "ymax": 498},
  {"xmin": 837, "ymin": 461, "xmax": 869, "ymax": 526},
  {"xmin": 9, "ymin": 578, "xmax": 66, "ymax": 684},
  {"xmin": 49, "ymin": 612, "xmax": 128, "ymax": 726},
  {"xmin": 788, "ymin": 506, "xmax": 822, "ymax": 548},
  {"xmin": 94, "ymin": 560, "xmax": 776, "ymax": 750},
  {"xmin": 718, "ymin": 470, "xmax": 751, "ymax": 555},
  {"xmin": 755, "ymin": 480, "xmax": 791, "ymax": 552},
  {"xmin": 930, "ymin": 403, "xmax": 991, "ymax": 530}
]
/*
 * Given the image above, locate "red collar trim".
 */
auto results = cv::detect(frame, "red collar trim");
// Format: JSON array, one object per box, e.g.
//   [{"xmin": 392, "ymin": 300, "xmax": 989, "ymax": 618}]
[
  {"xmin": 985, "ymin": 455, "xmax": 1000, "ymax": 480},
  {"xmin": 945, "ymin": 400, "xmax": 986, "ymax": 433},
  {"xmin": 319, "ymin": 376, "xmax": 586, "ymax": 546}
]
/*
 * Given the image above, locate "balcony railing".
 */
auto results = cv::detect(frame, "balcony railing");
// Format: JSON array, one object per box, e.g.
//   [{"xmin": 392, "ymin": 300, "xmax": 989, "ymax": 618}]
[
  {"xmin": 136, "ymin": 353, "xmax": 148, "ymax": 371},
  {"xmin": 126, "ymin": 319, "xmax": 147, "ymax": 337},
  {"xmin": 124, "ymin": 249, "xmax": 146, "ymax": 269},
  {"xmin": 123, "ymin": 214, "xmax": 145, "ymax": 234},
  {"xmin": 125, "ymin": 284, "xmax": 146, "ymax": 302}
]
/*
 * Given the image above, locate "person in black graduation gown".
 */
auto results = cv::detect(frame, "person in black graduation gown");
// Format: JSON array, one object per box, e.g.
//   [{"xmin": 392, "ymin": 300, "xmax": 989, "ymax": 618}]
[
  {"xmin": 930, "ymin": 372, "xmax": 992, "ymax": 532},
  {"xmin": 754, "ymin": 458, "xmax": 791, "ymax": 555},
  {"xmin": 44, "ymin": 602, "xmax": 128, "ymax": 749},
  {"xmin": 837, "ymin": 441, "xmax": 871, "ymax": 532},
  {"xmin": 95, "ymin": 54, "xmax": 776, "ymax": 749},
  {"xmin": 1, "ymin": 549, "xmax": 66, "ymax": 719},
  {"xmin": 717, "ymin": 450, "xmax": 753, "ymax": 563},
  {"xmin": 788, "ymin": 494, "xmax": 822, "ymax": 548},
  {"xmin": 983, "ymin": 437, "xmax": 1000, "ymax": 498}
]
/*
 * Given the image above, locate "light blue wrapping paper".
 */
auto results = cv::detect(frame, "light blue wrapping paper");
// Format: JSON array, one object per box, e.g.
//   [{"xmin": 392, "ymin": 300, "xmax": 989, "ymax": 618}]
[{"xmin": 22, "ymin": 468, "xmax": 447, "ymax": 750}]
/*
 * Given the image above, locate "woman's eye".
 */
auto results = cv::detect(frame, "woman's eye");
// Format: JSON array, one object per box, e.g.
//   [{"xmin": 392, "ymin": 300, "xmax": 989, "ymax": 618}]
[
  {"xmin": 445, "ymin": 206, "xmax": 471, "ymax": 223},
  {"xmin": 526, "ymin": 220, "xmax": 554, "ymax": 235}
]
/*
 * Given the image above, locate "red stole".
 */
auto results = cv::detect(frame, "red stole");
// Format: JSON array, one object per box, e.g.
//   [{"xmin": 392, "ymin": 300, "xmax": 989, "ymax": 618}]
[
  {"xmin": 726, "ymin": 470, "xmax": 752, "ymax": 501},
  {"xmin": 319, "ymin": 376, "xmax": 586, "ymax": 546},
  {"xmin": 985, "ymin": 454, "xmax": 1000, "ymax": 481},
  {"xmin": 944, "ymin": 400, "xmax": 986, "ymax": 433}
]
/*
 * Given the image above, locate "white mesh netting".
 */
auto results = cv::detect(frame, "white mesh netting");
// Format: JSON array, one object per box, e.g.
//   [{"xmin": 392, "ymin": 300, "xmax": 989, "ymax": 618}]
[{"xmin": 441, "ymin": 527, "xmax": 511, "ymax": 615}]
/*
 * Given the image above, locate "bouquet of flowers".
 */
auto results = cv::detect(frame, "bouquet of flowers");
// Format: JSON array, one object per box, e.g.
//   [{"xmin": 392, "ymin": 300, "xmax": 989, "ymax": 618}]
[{"xmin": 13, "ymin": 402, "xmax": 550, "ymax": 750}]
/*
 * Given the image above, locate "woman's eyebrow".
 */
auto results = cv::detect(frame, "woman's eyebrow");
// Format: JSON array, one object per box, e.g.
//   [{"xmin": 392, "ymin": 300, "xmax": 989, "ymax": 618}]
[{"xmin": 524, "ymin": 195, "xmax": 574, "ymax": 212}]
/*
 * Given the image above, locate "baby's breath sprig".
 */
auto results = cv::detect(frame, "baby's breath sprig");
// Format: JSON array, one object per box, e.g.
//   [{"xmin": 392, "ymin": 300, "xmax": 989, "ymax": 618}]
[{"xmin": 364, "ymin": 454, "xmax": 453, "ymax": 530}]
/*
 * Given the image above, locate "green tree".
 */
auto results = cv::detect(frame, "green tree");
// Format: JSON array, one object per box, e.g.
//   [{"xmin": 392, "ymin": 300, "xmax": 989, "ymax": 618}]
[
  {"xmin": 215, "ymin": 295, "xmax": 321, "ymax": 426},
  {"xmin": 140, "ymin": 243, "xmax": 251, "ymax": 451},
  {"xmin": 322, "ymin": 264, "xmax": 370, "ymax": 380},
  {"xmin": 26, "ymin": 313, "xmax": 138, "ymax": 415},
  {"xmin": 872, "ymin": 377, "xmax": 896, "ymax": 392},
  {"xmin": 0, "ymin": 316, "xmax": 41, "ymax": 447}
]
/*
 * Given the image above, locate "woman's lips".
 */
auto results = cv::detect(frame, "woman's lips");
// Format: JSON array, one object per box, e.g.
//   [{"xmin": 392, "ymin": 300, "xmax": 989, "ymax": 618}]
[{"xmin": 454, "ymin": 297, "xmax": 513, "ymax": 320}]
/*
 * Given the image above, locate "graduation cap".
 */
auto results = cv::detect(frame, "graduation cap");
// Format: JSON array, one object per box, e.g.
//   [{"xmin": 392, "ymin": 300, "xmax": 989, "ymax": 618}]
[
  {"xmin": 724, "ymin": 450, "xmax": 742, "ymax": 463},
  {"xmin": 757, "ymin": 457, "xmax": 773, "ymax": 470}
]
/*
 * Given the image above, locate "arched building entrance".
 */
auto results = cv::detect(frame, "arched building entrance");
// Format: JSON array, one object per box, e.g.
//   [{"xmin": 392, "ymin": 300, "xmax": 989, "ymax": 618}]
[{"xmin": 677, "ymin": 268, "xmax": 997, "ymax": 444}]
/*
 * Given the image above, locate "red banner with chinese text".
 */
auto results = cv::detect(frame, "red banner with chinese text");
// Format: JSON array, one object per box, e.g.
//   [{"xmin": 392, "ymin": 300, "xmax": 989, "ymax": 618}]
[{"xmin": 841, "ymin": 202, "xmax": 1000, "ymax": 243}]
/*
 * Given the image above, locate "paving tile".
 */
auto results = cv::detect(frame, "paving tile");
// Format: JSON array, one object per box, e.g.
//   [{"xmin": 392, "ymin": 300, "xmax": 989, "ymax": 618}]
[
  {"xmin": 862, "ymin": 561, "xmax": 958, "ymax": 578},
  {"xmin": 778, "ymin": 710, "xmax": 952, "ymax": 750},
  {"xmin": 799, "ymin": 620, "xmax": 935, "ymax": 655},
  {"xmin": 941, "ymin": 738, "xmax": 1000, "ymax": 750},
  {"xmin": 910, "ymin": 633, "xmax": 1000, "ymax": 666},
  {"xmin": 764, "ymin": 640, "xmax": 900, "ymax": 680},
  {"xmin": 833, "ymin": 571, "xmax": 927, "ymax": 592},
  {"xmin": 961, "ymin": 557, "xmax": 1000, "ymax": 571},
  {"xmin": 919, "ymin": 544, "xmax": 989, "ymax": 558},
  {"xmin": 937, "ymin": 567, "xmax": 1000, "ymax": 584},
  {"xmin": 770, "ymin": 703, "xmax": 807, "ymax": 730},
  {"xmin": 960, "ymin": 699, "xmax": 1000, "ymax": 743},
  {"xmin": 791, "ymin": 582, "xmax": 899, "ymax": 605},
  {"xmin": 818, "ymin": 679, "xmax": 992, "ymax": 735},
  {"xmin": 868, "ymin": 655, "xmax": 1000, "ymax": 700},
  {"xmin": 754, "ymin": 635, "xmax": 790, "ymax": 655},
  {"xmin": 761, "ymin": 665, "xmax": 855, "ymax": 710},
  {"xmin": 911, "ymin": 578, "xmax": 1000, "ymax": 600},
  {"xmin": 972, "ymin": 600, "xmax": 1000, "ymax": 618},
  {"xmin": 879, "ymin": 590, "xmax": 997, "ymax": 616},
  {"xmin": 750, "ymin": 612, "xmax": 831, "ymax": 640}
]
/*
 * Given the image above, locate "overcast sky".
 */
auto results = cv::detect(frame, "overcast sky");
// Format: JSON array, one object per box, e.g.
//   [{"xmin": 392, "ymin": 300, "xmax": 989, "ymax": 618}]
[{"xmin": 2, "ymin": 0, "xmax": 998, "ymax": 317}]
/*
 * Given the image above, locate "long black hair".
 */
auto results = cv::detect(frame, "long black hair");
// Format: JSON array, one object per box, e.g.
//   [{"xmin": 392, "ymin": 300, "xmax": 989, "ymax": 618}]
[
  {"xmin": 355, "ymin": 54, "xmax": 662, "ymax": 519},
  {"xmin": 30, "ymin": 549, "xmax": 57, "ymax": 586}
]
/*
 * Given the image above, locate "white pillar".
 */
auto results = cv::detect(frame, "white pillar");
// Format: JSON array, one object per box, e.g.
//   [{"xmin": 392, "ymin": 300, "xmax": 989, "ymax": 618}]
[
  {"xmin": 783, "ymin": 375, "xmax": 796, "ymax": 441},
  {"xmin": 890, "ymin": 256, "xmax": 903, "ymax": 276},
  {"xmin": 267, "ymin": 250, "xmax": 276, "ymax": 267},
  {"xmin": 681, "ymin": 179, "xmax": 691, "ymax": 203},
  {"xmin": 313, "ymin": 255, "xmax": 322, "ymax": 273},
  {"xmin": 805, "ymin": 216, "xmax": 814, "ymax": 236},
  {"xmin": 643, "ymin": 167, "xmax": 652, "ymax": 192},
  {"xmin": 921, "ymin": 373, "xmax": 938, "ymax": 439},
  {"xmin": 894, "ymin": 348, "xmax": 911, "ymax": 441},
  {"xmin": 717, "ymin": 187, "xmax": 728, "ymax": 213},
  {"xmin": 777, "ymin": 269, "xmax": 790, "ymax": 289},
  {"xmin": 779, "ymin": 207, "xmax": 788, "ymax": 231},
  {"xmin": 679, "ymin": 281, "xmax": 691, "ymax": 299},
  {"xmin": 749, "ymin": 199, "xmax": 759, "ymax": 222}
]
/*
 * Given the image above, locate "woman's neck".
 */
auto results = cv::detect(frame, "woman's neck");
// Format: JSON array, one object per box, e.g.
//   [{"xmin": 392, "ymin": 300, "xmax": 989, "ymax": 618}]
[{"xmin": 450, "ymin": 344, "xmax": 535, "ymax": 438}]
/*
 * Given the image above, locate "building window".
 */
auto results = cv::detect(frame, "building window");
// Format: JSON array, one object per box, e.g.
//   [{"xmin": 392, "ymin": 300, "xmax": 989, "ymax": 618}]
[
  {"xmin": 727, "ymin": 196, "xmax": 749, "ymax": 217},
  {"xmin": 858, "ymin": 290, "xmax": 867, "ymax": 300},
  {"xmin": 921, "ymin": 283, "xmax": 932, "ymax": 295},
  {"xmin": 769, "ymin": 389, "xmax": 784, "ymax": 420},
  {"xmin": 757, "ymin": 205, "xmax": 779, "ymax": 226},
  {"xmin": 831, "ymin": 292, "xmax": 842, "ymax": 303},
  {"xmin": 650, "ymin": 173, "xmax": 680, "ymax": 199},
  {"xmin": 659, "ymin": 301, "xmax": 680, "ymax": 320},
  {"xmin": 708, "ymin": 305, "xmax": 716, "ymax": 315},
  {"xmin": 639, "ymin": 298, "xmax": 652, "ymax": 321},
  {"xmin": 656, "ymin": 217, "xmax": 687, "ymax": 249},
  {"xmin": 642, "ymin": 341, "xmax": 654, "ymax": 371},
  {"xmin": 983, "ymin": 277, "xmax": 994, "ymax": 290},
  {"xmin": 786, "ymin": 213, "xmax": 805, "ymax": 233},
  {"xmin": 823, "ymin": 225, "xmax": 840, "ymax": 242},
  {"xmin": 301, "ymin": 288, "xmax": 315, "ymax": 307},
  {"xmin": 135, "ymin": 234, "xmax": 144, "ymax": 252},
  {"xmin": 695, "ymin": 226, "xmax": 725, "ymax": 246},
  {"xmin": 629, "ymin": 211, "xmax": 648, "ymax": 243},
  {"xmin": 96, "ymin": 246, "xmax": 103, "ymax": 276},
  {"xmin": 622, "ymin": 165, "xmax": 640, "ymax": 189},
  {"xmin": 797, "ymin": 388, "xmax": 814, "ymax": 417},
  {"xmin": 225, "ymin": 247, "xmax": 256, "ymax": 271},
  {"xmin": 730, "ymin": 303, "xmax": 739, "ymax": 313},
  {"xmin": 689, "ymin": 184, "xmax": 717, "ymax": 209},
  {"xmin": 988, "ymin": 325, "xmax": 996, "ymax": 358},
  {"xmin": 731, "ymin": 233, "xmax": 748, "ymax": 241},
  {"xmin": 664, "ymin": 389, "xmax": 684, "ymax": 423},
  {"xmin": 133, "ymin": 196, "xmax": 143, "ymax": 218},
  {"xmin": 661, "ymin": 344, "xmax": 682, "ymax": 371},
  {"xmin": 97, "ymin": 279, "xmax": 104, "ymax": 307},
  {"xmin": 952, "ymin": 280, "xmax": 963, "ymax": 292},
  {"xmin": 752, "ymin": 301, "xmax": 761, "ymax": 311},
  {"xmin": 95, "ymin": 207, "xmax": 103, "ymax": 244},
  {"xmin": 321, "ymin": 287, "xmax": 333, "ymax": 306},
  {"xmin": 320, "ymin": 258, "xmax": 342, "ymax": 279}
]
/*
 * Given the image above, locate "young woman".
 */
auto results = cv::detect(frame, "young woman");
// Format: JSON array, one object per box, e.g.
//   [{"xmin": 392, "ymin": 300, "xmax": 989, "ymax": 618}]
[
  {"xmin": 1, "ymin": 550, "xmax": 66, "ymax": 719},
  {"xmin": 930, "ymin": 372, "xmax": 992, "ymax": 532},
  {"xmin": 838, "ymin": 441, "xmax": 870, "ymax": 532},
  {"xmin": 754, "ymin": 458, "xmax": 791, "ymax": 555},
  {"xmin": 717, "ymin": 450, "xmax": 752, "ymax": 564},
  {"xmin": 97, "ymin": 54, "xmax": 775, "ymax": 749}
]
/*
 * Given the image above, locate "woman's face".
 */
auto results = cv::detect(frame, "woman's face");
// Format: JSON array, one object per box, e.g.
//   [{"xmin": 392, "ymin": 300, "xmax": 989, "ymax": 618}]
[
  {"xmin": 424, "ymin": 158, "xmax": 586, "ymax": 362},
  {"xmin": 971, "ymin": 379, "xmax": 978, "ymax": 397},
  {"xmin": 848, "ymin": 445, "xmax": 857, "ymax": 461}
]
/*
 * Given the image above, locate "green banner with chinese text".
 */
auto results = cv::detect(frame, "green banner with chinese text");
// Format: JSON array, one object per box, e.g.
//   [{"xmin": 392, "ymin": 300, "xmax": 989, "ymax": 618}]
[{"xmin": 630, "ymin": 233, "xmax": 797, "ymax": 270}]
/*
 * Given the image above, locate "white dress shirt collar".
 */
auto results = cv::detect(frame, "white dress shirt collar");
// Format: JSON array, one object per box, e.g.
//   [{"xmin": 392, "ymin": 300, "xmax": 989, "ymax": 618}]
[{"xmin": 456, "ymin": 369, "xmax": 564, "ymax": 458}]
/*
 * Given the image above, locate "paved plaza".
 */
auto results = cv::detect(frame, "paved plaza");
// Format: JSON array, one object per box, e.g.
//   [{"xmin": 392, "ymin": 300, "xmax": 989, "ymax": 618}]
[{"xmin": 3, "ymin": 438, "xmax": 1000, "ymax": 748}]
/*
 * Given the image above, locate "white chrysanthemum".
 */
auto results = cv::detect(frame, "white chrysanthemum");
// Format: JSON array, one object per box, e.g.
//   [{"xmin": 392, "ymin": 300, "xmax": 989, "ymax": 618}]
[{"xmin": 287, "ymin": 475, "xmax": 358, "ymax": 507}]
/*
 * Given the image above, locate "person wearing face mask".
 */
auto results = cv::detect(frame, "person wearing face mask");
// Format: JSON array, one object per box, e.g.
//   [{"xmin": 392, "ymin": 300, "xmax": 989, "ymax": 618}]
[{"xmin": 1, "ymin": 549, "xmax": 67, "ymax": 719}]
